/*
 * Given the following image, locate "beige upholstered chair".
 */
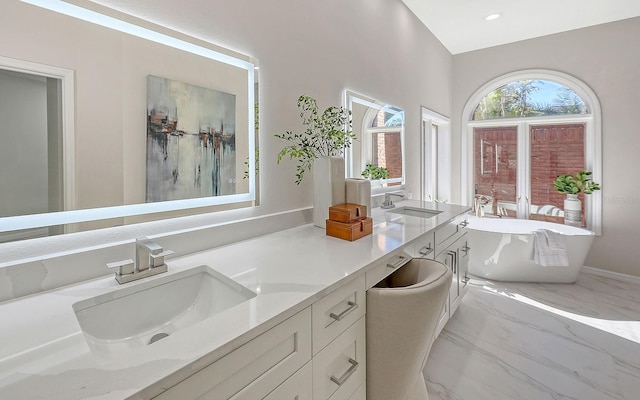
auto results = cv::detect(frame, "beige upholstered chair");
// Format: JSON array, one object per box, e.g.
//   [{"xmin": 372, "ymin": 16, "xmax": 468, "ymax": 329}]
[{"xmin": 366, "ymin": 258, "xmax": 452, "ymax": 400}]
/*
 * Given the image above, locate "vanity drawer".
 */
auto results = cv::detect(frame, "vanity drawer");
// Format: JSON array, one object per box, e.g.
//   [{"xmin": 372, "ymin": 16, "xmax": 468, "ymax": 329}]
[
  {"xmin": 153, "ymin": 308, "xmax": 311, "ymax": 400},
  {"xmin": 365, "ymin": 251, "xmax": 411, "ymax": 289},
  {"xmin": 312, "ymin": 275, "xmax": 366, "ymax": 355},
  {"xmin": 435, "ymin": 214, "xmax": 469, "ymax": 251},
  {"xmin": 312, "ymin": 316, "xmax": 366, "ymax": 400},
  {"xmin": 434, "ymin": 219, "xmax": 460, "ymax": 247}
]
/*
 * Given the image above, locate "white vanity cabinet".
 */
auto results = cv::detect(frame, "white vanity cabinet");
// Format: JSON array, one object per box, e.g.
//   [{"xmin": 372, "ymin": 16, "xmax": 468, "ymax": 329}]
[
  {"xmin": 433, "ymin": 214, "xmax": 470, "ymax": 337},
  {"xmin": 152, "ymin": 308, "xmax": 312, "ymax": 400},
  {"xmin": 151, "ymin": 275, "xmax": 368, "ymax": 400},
  {"xmin": 312, "ymin": 275, "xmax": 367, "ymax": 400}
]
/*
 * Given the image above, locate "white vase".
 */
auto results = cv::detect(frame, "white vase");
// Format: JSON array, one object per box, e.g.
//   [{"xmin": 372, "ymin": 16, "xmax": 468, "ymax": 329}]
[
  {"xmin": 313, "ymin": 156, "xmax": 346, "ymax": 227},
  {"xmin": 345, "ymin": 178, "xmax": 371, "ymax": 217},
  {"xmin": 564, "ymin": 194, "xmax": 582, "ymax": 226}
]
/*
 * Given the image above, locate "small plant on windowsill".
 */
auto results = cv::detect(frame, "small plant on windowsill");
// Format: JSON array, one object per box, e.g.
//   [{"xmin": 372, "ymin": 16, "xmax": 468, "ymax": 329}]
[
  {"xmin": 361, "ymin": 164, "xmax": 389, "ymax": 180},
  {"xmin": 554, "ymin": 170, "xmax": 600, "ymax": 225},
  {"xmin": 275, "ymin": 95, "xmax": 354, "ymax": 185},
  {"xmin": 553, "ymin": 170, "xmax": 600, "ymax": 194}
]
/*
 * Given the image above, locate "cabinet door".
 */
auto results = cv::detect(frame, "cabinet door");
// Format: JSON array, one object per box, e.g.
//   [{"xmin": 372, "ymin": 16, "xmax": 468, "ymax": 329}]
[
  {"xmin": 153, "ymin": 308, "xmax": 311, "ymax": 400},
  {"xmin": 450, "ymin": 234, "xmax": 471, "ymax": 316},
  {"xmin": 434, "ymin": 250, "xmax": 451, "ymax": 338},
  {"xmin": 313, "ymin": 316, "xmax": 366, "ymax": 400},
  {"xmin": 261, "ymin": 362, "xmax": 312, "ymax": 400},
  {"xmin": 459, "ymin": 236, "xmax": 470, "ymax": 288},
  {"xmin": 448, "ymin": 248, "xmax": 460, "ymax": 314}
]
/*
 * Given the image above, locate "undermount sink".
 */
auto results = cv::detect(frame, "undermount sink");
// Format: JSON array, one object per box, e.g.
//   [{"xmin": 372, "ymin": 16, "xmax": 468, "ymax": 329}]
[
  {"xmin": 386, "ymin": 206, "xmax": 443, "ymax": 218},
  {"xmin": 73, "ymin": 265, "xmax": 256, "ymax": 354}
]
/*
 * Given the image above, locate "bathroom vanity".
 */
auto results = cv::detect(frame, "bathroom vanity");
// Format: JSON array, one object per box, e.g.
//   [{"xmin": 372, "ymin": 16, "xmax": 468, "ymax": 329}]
[{"xmin": 0, "ymin": 200, "xmax": 470, "ymax": 400}]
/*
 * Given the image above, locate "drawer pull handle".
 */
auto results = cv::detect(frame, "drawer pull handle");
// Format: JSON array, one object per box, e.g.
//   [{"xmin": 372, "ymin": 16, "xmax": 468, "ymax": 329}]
[
  {"xmin": 330, "ymin": 358, "xmax": 359, "ymax": 386},
  {"xmin": 330, "ymin": 301, "xmax": 358, "ymax": 321},
  {"xmin": 387, "ymin": 255, "xmax": 410, "ymax": 269},
  {"xmin": 418, "ymin": 245, "xmax": 433, "ymax": 256}
]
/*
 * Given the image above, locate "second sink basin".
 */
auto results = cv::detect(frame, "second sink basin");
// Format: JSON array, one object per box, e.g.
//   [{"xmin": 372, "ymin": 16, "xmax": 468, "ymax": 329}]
[
  {"xmin": 73, "ymin": 265, "xmax": 256, "ymax": 355},
  {"xmin": 386, "ymin": 206, "xmax": 443, "ymax": 218}
]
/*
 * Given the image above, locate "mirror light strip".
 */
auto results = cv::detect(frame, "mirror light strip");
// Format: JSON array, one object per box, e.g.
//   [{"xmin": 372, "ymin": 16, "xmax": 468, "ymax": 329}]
[
  {"xmin": 20, "ymin": 0, "xmax": 253, "ymax": 71},
  {"xmin": 1, "ymin": 193, "xmax": 254, "ymax": 232}
]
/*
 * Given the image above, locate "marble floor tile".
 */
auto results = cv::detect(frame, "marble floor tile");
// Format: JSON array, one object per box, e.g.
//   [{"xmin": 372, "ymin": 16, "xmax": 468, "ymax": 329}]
[{"xmin": 424, "ymin": 273, "xmax": 640, "ymax": 400}]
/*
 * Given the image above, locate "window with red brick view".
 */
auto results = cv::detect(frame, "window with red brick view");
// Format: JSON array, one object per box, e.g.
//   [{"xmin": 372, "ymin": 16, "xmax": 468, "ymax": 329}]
[
  {"xmin": 372, "ymin": 131, "xmax": 403, "ymax": 180},
  {"xmin": 530, "ymin": 124, "xmax": 585, "ymax": 223},
  {"xmin": 473, "ymin": 126, "xmax": 518, "ymax": 217},
  {"xmin": 473, "ymin": 123, "xmax": 586, "ymax": 221}
]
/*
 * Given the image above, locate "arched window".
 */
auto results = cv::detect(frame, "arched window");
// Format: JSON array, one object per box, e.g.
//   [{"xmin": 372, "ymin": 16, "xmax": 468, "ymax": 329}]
[
  {"xmin": 461, "ymin": 70, "xmax": 602, "ymax": 234},
  {"xmin": 473, "ymin": 80, "xmax": 588, "ymax": 120}
]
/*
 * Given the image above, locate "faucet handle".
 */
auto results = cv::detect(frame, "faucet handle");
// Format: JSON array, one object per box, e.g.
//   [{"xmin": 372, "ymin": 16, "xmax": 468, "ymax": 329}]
[
  {"xmin": 150, "ymin": 250, "xmax": 174, "ymax": 269},
  {"xmin": 107, "ymin": 259, "xmax": 135, "ymax": 277}
]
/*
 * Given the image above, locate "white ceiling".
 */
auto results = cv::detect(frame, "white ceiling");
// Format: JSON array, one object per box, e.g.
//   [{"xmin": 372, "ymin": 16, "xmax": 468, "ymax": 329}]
[{"xmin": 402, "ymin": 0, "xmax": 640, "ymax": 54}]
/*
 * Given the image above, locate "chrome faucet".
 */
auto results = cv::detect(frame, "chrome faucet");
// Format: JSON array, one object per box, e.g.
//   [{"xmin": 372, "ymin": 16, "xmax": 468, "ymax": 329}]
[
  {"xmin": 107, "ymin": 238, "xmax": 174, "ymax": 284},
  {"xmin": 381, "ymin": 192, "xmax": 405, "ymax": 209}
]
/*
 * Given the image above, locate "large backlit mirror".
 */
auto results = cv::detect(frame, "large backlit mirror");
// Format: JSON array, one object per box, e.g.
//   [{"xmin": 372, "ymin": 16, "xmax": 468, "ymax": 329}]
[
  {"xmin": 344, "ymin": 90, "xmax": 405, "ymax": 189},
  {"xmin": 0, "ymin": 1, "xmax": 258, "ymax": 243}
]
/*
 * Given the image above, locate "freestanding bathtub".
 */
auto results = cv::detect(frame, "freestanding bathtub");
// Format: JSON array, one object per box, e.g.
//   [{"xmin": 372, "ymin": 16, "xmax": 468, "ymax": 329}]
[{"xmin": 467, "ymin": 216, "xmax": 595, "ymax": 283}]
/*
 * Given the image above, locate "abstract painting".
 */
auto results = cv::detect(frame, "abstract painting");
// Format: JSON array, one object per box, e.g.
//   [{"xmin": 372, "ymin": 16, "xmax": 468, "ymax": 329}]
[{"xmin": 146, "ymin": 75, "xmax": 236, "ymax": 202}]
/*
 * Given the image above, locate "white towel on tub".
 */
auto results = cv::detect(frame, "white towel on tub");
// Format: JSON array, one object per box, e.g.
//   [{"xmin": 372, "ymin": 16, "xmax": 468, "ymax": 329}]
[{"xmin": 533, "ymin": 229, "xmax": 569, "ymax": 266}]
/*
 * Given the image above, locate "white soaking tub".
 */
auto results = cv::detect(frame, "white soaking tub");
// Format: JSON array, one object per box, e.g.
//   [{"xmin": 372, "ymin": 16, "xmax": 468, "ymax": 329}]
[{"xmin": 467, "ymin": 216, "xmax": 595, "ymax": 283}]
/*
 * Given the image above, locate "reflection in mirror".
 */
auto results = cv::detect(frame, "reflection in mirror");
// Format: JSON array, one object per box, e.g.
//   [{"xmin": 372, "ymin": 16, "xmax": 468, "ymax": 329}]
[
  {"xmin": 0, "ymin": 70, "xmax": 61, "ymax": 217},
  {"xmin": 0, "ymin": 1, "xmax": 257, "ymax": 243},
  {"xmin": 0, "ymin": 56, "xmax": 74, "ymax": 243},
  {"xmin": 344, "ymin": 90, "xmax": 405, "ymax": 189}
]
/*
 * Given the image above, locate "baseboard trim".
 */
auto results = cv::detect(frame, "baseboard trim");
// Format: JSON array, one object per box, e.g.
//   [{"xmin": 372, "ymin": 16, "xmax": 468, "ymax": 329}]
[{"xmin": 581, "ymin": 266, "xmax": 640, "ymax": 284}]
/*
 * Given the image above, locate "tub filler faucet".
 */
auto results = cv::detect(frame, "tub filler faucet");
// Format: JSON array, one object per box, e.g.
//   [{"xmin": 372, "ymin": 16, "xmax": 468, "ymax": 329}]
[{"xmin": 107, "ymin": 238, "xmax": 174, "ymax": 284}]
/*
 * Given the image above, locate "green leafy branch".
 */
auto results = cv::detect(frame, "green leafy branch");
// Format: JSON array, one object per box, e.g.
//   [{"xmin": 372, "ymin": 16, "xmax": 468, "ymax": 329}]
[{"xmin": 275, "ymin": 95, "xmax": 354, "ymax": 185}]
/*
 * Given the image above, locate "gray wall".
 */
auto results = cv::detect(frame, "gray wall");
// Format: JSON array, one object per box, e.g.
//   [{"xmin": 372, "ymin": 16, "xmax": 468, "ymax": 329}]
[
  {"xmin": 92, "ymin": 0, "xmax": 453, "ymax": 210},
  {"xmin": 0, "ymin": 0, "xmax": 451, "ymax": 265},
  {"xmin": 452, "ymin": 17, "xmax": 640, "ymax": 277}
]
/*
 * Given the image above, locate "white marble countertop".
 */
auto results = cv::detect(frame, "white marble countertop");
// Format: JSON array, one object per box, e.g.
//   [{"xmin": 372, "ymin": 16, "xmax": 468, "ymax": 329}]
[{"xmin": 0, "ymin": 200, "xmax": 469, "ymax": 400}]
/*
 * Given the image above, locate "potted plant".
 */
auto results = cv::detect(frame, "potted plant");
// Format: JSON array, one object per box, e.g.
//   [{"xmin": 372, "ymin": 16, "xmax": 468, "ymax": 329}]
[
  {"xmin": 553, "ymin": 170, "xmax": 600, "ymax": 225},
  {"xmin": 361, "ymin": 164, "xmax": 389, "ymax": 180},
  {"xmin": 275, "ymin": 95, "xmax": 355, "ymax": 227},
  {"xmin": 553, "ymin": 170, "xmax": 600, "ymax": 194}
]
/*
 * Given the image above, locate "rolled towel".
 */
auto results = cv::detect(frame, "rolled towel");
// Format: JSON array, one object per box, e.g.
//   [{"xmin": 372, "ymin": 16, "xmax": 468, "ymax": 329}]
[{"xmin": 533, "ymin": 229, "xmax": 569, "ymax": 267}]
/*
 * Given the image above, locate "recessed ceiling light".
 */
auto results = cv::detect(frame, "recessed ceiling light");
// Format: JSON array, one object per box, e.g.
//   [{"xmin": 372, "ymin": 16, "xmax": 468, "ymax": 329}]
[{"xmin": 485, "ymin": 13, "xmax": 501, "ymax": 21}]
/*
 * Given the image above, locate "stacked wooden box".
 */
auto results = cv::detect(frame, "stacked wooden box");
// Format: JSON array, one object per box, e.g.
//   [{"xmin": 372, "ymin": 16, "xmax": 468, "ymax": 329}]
[{"xmin": 326, "ymin": 203, "xmax": 372, "ymax": 241}]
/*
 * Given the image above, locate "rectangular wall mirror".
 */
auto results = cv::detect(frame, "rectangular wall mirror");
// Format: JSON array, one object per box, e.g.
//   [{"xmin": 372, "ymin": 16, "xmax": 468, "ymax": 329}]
[
  {"xmin": 344, "ymin": 90, "xmax": 405, "ymax": 189},
  {"xmin": 0, "ymin": 0, "xmax": 258, "ymax": 243}
]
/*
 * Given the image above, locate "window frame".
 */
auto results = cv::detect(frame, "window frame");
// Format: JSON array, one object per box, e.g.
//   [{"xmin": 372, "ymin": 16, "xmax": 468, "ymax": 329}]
[
  {"xmin": 461, "ymin": 69, "xmax": 602, "ymax": 234},
  {"xmin": 421, "ymin": 106, "xmax": 451, "ymax": 203}
]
